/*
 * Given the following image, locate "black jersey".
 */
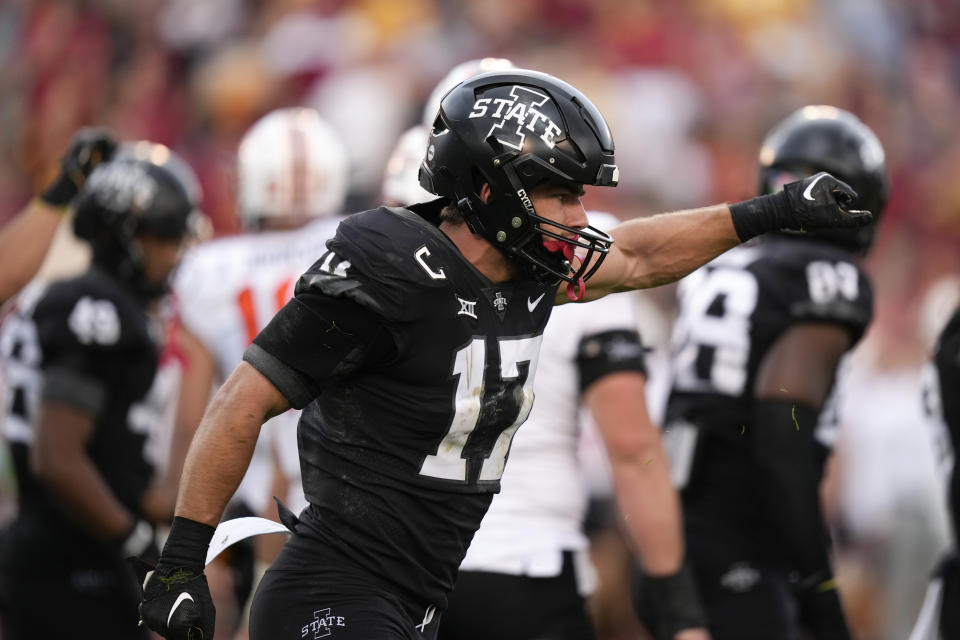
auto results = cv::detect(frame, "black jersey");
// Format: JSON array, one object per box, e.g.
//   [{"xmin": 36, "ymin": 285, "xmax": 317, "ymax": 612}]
[
  {"xmin": 245, "ymin": 205, "xmax": 553, "ymax": 611},
  {"xmin": 663, "ymin": 236, "xmax": 873, "ymax": 541},
  {"xmin": 927, "ymin": 305, "xmax": 960, "ymax": 544},
  {"xmin": 0, "ymin": 270, "xmax": 159, "ymax": 544}
]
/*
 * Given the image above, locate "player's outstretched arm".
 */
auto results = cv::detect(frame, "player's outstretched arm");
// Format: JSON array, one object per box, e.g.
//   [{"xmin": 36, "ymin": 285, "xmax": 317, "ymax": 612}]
[
  {"xmin": 0, "ymin": 202, "xmax": 66, "ymax": 306},
  {"xmin": 566, "ymin": 172, "xmax": 871, "ymax": 303},
  {"xmin": 586, "ymin": 372, "xmax": 709, "ymax": 640}
]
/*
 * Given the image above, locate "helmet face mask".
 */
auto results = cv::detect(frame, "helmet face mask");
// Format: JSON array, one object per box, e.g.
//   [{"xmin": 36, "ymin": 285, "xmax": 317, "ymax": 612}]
[
  {"xmin": 758, "ymin": 105, "xmax": 889, "ymax": 253},
  {"xmin": 419, "ymin": 69, "xmax": 618, "ymax": 286}
]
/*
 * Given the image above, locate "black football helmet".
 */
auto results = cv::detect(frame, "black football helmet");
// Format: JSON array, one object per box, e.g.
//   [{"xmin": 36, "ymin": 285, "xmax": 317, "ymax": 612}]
[
  {"xmin": 73, "ymin": 155, "xmax": 195, "ymax": 298},
  {"xmin": 758, "ymin": 105, "xmax": 888, "ymax": 253},
  {"xmin": 419, "ymin": 69, "xmax": 619, "ymax": 288}
]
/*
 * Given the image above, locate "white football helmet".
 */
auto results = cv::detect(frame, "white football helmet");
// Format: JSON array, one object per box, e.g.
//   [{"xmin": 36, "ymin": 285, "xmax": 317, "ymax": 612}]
[
  {"xmin": 237, "ymin": 107, "xmax": 348, "ymax": 229},
  {"xmin": 421, "ymin": 57, "xmax": 515, "ymax": 128},
  {"xmin": 381, "ymin": 125, "xmax": 435, "ymax": 207}
]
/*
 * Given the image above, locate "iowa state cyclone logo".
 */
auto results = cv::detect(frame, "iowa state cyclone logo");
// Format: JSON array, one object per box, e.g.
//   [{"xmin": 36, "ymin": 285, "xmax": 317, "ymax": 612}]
[{"xmin": 468, "ymin": 85, "xmax": 563, "ymax": 151}]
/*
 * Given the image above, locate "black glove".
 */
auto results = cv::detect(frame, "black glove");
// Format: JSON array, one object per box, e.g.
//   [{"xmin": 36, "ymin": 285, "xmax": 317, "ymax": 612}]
[
  {"xmin": 40, "ymin": 127, "xmax": 117, "ymax": 206},
  {"xmin": 795, "ymin": 571, "xmax": 852, "ymax": 640},
  {"xmin": 632, "ymin": 561, "xmax": 708, "ymax": 640},
  {"xmin": 139, "ymin": 516, "xmax": 216, "ymax": 640},
  {"xmin": 729, "ymin": 172, "xmax": 873, "ymax": 241}
]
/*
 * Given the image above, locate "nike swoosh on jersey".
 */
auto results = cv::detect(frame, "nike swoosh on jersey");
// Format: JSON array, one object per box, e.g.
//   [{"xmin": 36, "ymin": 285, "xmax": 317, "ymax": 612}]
[
  {"xmin": 167, "ymin": 592, "xmax": 195, "ymax": 628},
  {"xmin": 527, "ymin": 293, "xmax": 546, "ymax": 312},
  {"xmin": 802, "ymin": 174, "xmax": 828, "ymax": 201}
]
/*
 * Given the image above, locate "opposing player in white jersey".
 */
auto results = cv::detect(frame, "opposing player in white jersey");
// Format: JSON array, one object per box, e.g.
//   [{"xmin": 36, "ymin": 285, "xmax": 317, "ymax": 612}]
[
  {"xmin": 170, "ymin": 107, "xmax": 349, "ymax": 636},
  {"xmin": 441, "ymin": 210, "xmax": 710, "ymax": 640},
  {"xmin": 384, "ymin": 72, "xmax": 708, "ymax": 637}
]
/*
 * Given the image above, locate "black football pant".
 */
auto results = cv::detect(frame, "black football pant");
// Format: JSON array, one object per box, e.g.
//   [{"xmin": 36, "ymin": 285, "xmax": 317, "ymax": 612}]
[
  {"xmin": 250, "ymin": 567, "xmax": 442, "ymax": 640},
  {"xmin": 684, "ymin": 529, "xmax": 802, "ymax": 640},
  {"xmin": 0, "ymin": 522, "xmax": 147, "ymax": 640},
  {"xmin": 439, "ymin": 551, "xmax": 596, "ymax": 640}
]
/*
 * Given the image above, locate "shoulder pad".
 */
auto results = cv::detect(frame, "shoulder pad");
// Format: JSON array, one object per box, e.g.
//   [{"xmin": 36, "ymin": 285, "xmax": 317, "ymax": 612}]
[
  {"xmin": 295, "ymin": 207, "xmax": 458, "ymax": 322},
  {"xmin": 754, "ymin": 240, "xmax": 874, "ymax": 342},
  {"xmin": 34, "ymin": 273, "xmax": 145, "ymax": 354}
]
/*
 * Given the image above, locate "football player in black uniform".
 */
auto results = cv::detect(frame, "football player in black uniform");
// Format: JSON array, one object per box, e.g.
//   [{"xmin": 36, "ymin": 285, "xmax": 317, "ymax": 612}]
[
  {"xmin": 911, "ymin": 305, "xmax": 960, "ymax": 639},
  {"xmin": 137, "ymin": 70, "xmax": 874, "ymax": 640},
  {"xmin": 0, "ymin": 155, "xmax": 196, "ymax": 639},
  {"xmin": 648, "ymin": 106, "xmax": 889, "ymax": 640},
  {"xmin": 0, "ymin": 128, "xmax": 117, "ymax": 306}
]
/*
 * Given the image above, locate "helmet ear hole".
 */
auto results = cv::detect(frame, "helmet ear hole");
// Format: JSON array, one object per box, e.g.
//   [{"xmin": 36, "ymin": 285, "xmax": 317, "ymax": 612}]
[
  {"xmin": 431, "ymin": 116, "xmax": 449, "ymax": 136},
  {"xmin": 470, "ymin": 167, "xmax": 491, "ymax": 201}
]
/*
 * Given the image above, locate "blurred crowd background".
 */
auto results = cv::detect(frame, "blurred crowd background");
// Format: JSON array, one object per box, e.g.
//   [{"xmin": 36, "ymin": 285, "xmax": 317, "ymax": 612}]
[{"xmin": 1, "ymin": 1, "xmax": 959, "ymax": 639}]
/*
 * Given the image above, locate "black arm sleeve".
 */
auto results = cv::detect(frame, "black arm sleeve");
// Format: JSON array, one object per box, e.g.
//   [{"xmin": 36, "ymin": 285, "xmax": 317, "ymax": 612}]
[
  {"xmin": 752, "ymin": 399, "xmax": 852, "ymax": 637},
  {"xmin": 575, "ymin": 329, "xmax": 647, "ymax": 393},
  {"xmin": 751, "ymin": 399, "xmax": 834, "ymax": 576},
  {"xmin": 41, "ymin": 366, "xmax": 107, "ymax": 415},
  {"xmin": 244, "ymin": 290, "xmax": 396, "ymax": 409}
]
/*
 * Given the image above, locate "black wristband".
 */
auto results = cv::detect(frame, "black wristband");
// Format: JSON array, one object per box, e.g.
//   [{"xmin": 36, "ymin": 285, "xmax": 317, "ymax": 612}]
[
  {"xmin": 642, "ymin": 561, "xmax": 708, "ymax": 637},
  {"xmin": 159, "ymin": 516, "xmax": 215, "ymax": 572},
  {"xmin": 728, "ymin": 190, "xmax": 791, "ymax": 242},
  {"xmin": 40, "ymin": 172, "xmax": 81, "ymax": 207}
]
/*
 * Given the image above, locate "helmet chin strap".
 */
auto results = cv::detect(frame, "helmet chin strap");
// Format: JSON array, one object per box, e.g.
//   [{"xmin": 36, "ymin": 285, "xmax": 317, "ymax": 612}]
[{"xmin": 542, "ymin": 237, "xmax": 586, "ymax": 301}]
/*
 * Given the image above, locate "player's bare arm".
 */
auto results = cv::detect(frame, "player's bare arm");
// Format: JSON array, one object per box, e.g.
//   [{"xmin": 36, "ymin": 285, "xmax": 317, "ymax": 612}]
[
  {"xmin": 175, "ymin": 361, "xmax": 290, "ymax": 527},
  {"xmin": 31, "ymin": 402, "xmax": 136, "ymax": 541},
  {"xmin": 586, "ymin": 370, "xmax": 684, "ymax": 575},
  {"xmin": 755, "ymin": 323, "xmax": 851, "ymax": 405},
  {"xmin": 557, "ymin": 171, "xmax": 872, "ymax": 305},
  {"xmin": 0, "ymin": 129, "xmax": 116, "ymax": 306},
  {"xmin": 0, "ymin": 202, "xmax": 66, "ymax": 306},
  {"xmin": 588, "ymin": 371, "xmax": 710, "ymax": 639},
  {"xmin": 572, "ymin": 204, "xmax": 740, "ymax": 303}
]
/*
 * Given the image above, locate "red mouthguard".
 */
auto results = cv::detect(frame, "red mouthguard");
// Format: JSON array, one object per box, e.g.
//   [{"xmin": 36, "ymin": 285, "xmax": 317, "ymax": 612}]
[{"xmin": 543, "ymin": 236, "xmax": 587, "ymax": 301}]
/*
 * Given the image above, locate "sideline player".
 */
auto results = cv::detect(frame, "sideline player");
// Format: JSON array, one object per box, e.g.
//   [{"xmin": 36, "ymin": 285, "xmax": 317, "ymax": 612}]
[
  {"xmin": 653, "ymin": 106, "xmax": 888, "ymax": 639},
  {"xmin": 0, "ymin": 155, "xmax": 196, "ymax": 638},
  {"xmin": 139, "ymin": 70, "xmax": 872, "ymax": 640}
]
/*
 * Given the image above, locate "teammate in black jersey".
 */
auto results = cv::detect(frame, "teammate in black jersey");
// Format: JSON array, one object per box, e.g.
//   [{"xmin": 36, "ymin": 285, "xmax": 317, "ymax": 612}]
[
  {"xmin": 910, "ymin": 305, "xmax": 960, "ymax": 639},
  {"xmin": 138, "ymin": 70, "xmax": 875, "ymax": 640},
  {"xmin": 0, "ymin": 154, "xmax": 196, "ymax": 639},
  {"xmin": 647, "ymin": 106, "xmax": 889, "ymax": 640}
]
